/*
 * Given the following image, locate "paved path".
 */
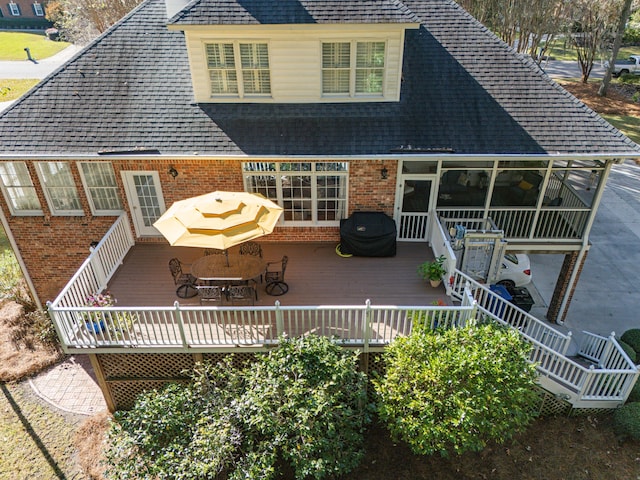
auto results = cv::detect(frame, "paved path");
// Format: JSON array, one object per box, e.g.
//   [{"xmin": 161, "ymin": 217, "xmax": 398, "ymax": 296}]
[
  {"xmin": 0, "ymin": 44, "xmax": 80, "ymax": 79},
  {"xmin": 29, "ymin": 355, "xmax": 107, "ymax": 415}
]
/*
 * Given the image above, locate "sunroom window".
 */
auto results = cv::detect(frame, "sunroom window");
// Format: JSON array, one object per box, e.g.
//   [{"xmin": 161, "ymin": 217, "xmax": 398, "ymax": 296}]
[
  {"xmin": 322, "ymin": 41, "xmax": 385, "ymax": 96},
  {"xmin": 243, "ymin": 162, "xmax": 348, "ymax": 225},
  {"xmin": 206, "ymin": 42, "xmax": 271, "ymax": 97},
  {"xmin": 0, "ymin": 162, "xmax": 42, "ymax": 215},
  {"xmin": 79, "ymin": 162, "xmax": 123, "ymax": 215},
  {"xmin": 36, "ymin": 162, "xmax": 83, "ymax": 215}
]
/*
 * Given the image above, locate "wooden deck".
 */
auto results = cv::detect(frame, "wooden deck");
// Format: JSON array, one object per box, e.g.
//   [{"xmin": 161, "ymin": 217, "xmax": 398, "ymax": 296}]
[{"xmin": 107, "ymin": 242, "xmax": 448, "ymax": 307}]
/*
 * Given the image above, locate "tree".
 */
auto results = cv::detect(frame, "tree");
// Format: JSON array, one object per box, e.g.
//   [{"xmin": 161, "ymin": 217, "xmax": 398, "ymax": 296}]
[
  {"xmin": 46, "ymin": 0, "xmax": 143, "ymax": 44},
  {"xmin": 599, "ymin": 0, "xmax": 635, "ymax": 96},
  {"xmin": 105, "ymin": 336, "xmax": 371, "ymax": 480},
  {"xmin": 456, "ymin": 0, "xmax": 570, "ymax": 59},
  {"xmin": 373, "ymin": 322, "xmax": 539, "ymax": 457}
]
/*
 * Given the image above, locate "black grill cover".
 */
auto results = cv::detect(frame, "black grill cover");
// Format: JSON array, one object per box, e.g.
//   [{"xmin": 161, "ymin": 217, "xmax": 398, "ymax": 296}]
[{"xmin": 339, "ymin": 212, "xmax": 397, "ymax": 257}]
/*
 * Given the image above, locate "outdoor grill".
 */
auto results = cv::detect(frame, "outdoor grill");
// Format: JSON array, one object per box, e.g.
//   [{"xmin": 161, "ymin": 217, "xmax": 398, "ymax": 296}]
[{"xmin": 339, "ymin": 212, "xmax": 397, "ymax": 257}]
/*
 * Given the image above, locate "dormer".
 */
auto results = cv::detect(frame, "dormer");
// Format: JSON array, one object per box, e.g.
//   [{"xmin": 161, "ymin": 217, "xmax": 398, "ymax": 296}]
[{"xmin": 167, "ymin": 0, "xmax": 420, "ymax": 103}]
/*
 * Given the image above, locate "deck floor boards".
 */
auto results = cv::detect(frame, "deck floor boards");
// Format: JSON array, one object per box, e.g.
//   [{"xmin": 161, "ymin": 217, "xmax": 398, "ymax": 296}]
[{"xmin": 107, "ymin": 242, "xmax": 448, "ymax": 308}]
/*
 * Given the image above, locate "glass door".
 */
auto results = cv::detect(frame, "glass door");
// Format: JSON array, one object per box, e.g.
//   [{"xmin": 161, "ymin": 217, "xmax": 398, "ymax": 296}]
[{"xmin": 121, "ymin": 171, "xmax": 165, "ymax": 237}]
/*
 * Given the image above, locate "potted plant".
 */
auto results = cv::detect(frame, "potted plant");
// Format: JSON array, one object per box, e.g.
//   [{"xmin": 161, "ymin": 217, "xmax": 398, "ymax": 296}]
[
  {"xmin": 84, "ymin": 292, "xmax": 115, "ymax": 333},
  {"xmin": 417, "ymin": 255, "xmax": 447, "ymax": 287}
]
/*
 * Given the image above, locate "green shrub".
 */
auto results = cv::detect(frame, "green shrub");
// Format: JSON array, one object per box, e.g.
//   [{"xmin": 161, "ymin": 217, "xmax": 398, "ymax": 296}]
[
  {"xmin": 619, "ymin": 340, "xmax": 637, "ymax": 363},
  {"xmin": 613, "ymin": 402, "xmax": 640, "ymax": 441},
  {"xmin": 621, "ymin": 329, "xmax": 640, "ymax": 355},
  {"xmin": 373, "ymin": 322, "xmax": 539, "ymax": 457},
  {"xmin": 627, "ymin": 380, "xmax": 640, "ymax": 403},
  {"xmin": 106, "ymin": 336, "xmax": 371, "ymax": 480}
]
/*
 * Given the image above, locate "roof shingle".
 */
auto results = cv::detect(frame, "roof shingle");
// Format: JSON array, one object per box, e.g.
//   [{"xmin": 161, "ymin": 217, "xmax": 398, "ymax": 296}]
[{"xmin": 0, "ymin": 0, "xmax": 638, "ymax": 156}]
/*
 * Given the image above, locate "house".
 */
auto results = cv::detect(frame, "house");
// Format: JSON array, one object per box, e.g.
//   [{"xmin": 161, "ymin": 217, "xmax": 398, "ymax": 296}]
[
  {"xmin": 0, "ymin": 0, "xmax": 49, "ymax": 28},
  {"xmin": 0, "ymin": 0, "xmax": 638, "ymax": 411}
]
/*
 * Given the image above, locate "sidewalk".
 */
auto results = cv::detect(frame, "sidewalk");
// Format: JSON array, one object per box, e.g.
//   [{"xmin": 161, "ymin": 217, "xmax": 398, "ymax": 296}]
[{"xmin": 0, "ymin": 44, "xmax": 80, "ymax": 79}]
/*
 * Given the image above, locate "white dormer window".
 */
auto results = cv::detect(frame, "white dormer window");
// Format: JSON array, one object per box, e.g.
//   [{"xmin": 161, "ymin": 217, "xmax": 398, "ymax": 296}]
[
  {"xmin": 205, "ymin": 42, "xmax": 271, "ymax": 97},
  {"xmin": 9, "ymin": 2, "xmax": 20, "ymax": 15},
  {"xmin": 33, "ymin": 2, "xmax": 44, "ymax": 16},
  {"xmin": 322, "ymin": 41, "xmax": 385, "ymax": 97}
]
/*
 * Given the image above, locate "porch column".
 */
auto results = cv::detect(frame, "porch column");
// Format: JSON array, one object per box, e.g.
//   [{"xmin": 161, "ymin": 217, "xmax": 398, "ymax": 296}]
[
  {"xmin": 89, "ymin": 354, "xmax": 116, "ymax": 413},
  {"xmin": 546, "ymin": 250, "xmax": 589, "ymax": 324}
]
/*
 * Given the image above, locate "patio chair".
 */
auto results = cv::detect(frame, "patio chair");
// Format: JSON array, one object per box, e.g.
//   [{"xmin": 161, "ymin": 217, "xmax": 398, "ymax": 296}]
[
  {"xmin": 239, "ymin": 241, "xmax": 263, "ymax": 258},
  {"xmin": 240, "ymin": 241, "xmax": 264, "ymax": 282},
  {"xmin": 265, "ymin": 255, "xmax": 289, "ymax": 296},
  {"xmin": 227, "ymin": 279, "xmax": 258, "ymax": 305},
  {"xmin": 169, "ymin": 258, "xmax": 198, "ymax": 298},
  {"xmin": 196, "ymin": 285, "xmax": 224, "ymax": 304}
]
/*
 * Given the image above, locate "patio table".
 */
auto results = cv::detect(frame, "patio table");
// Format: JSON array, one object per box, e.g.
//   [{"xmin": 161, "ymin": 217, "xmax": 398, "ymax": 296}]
[{"xmin": 191, "ymin": 253, "xmax": 266, "ymax": 281}]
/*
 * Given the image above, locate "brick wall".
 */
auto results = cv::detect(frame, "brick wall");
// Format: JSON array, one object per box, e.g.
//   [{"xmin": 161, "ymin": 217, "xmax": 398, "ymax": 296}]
[
  {"xmin": 2, "ymin": 158, "xmax": 398, "ymax": 305},
  {"xmin": 546, "ymin": 250, "xmax": 588, "ymax": 324}
]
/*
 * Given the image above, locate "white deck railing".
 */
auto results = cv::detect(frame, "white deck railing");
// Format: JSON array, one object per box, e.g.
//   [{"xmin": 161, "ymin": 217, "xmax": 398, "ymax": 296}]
[
  {"xmin": 49, "ymin": 300, "xmax": 477, "ymax": 353},
  {"xmin": 448, "ymin": 270, "xmax": 638, "ymax": 407},
  {"xmin": 50, "ymin": 213, "xmax": 134, "ymax": 309},
  {"xmin": 438, "ymin": 207, "xmax": 589, "ymax": 241}
]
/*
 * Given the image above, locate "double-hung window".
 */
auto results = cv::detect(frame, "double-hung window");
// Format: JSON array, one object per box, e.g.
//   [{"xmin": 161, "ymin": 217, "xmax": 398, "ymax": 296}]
[
  {"xmin": 206, "ymin": 42, "xmax": 271, "ymax": 97},
  {"xmin": 243, "ymin": 162, "xmax": 348, "ymax": 225},
  {"xmin": 32, "ymin": 2, "xmax": 44, "ymax": 16},
  {"xmin": 36, "ymin": 162, "xmax": 83, "ymax": 215},
  {"xmin": 79, "ymin": 162, "xmax": 123, "ymax": 215},
  {"xmin": 0, "ymin": 162, "xmax": 42, "ymax": 215},
  {"xmin": 322, "ymin": 41, "xmax": 385, "ymax": 96},
  {"xmin": 8, "ymin": 2, "xmax": 20, "ymax": 15}
]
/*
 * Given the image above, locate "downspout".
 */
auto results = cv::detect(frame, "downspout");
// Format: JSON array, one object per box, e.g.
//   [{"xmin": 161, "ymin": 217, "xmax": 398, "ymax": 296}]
[
  {"xmin": 0, "ymin": 208, "xmax": 43, "ymax": 310},
  {"xmin": 555, "ymin": 161, "xmax": 612, "ymax": 323}
]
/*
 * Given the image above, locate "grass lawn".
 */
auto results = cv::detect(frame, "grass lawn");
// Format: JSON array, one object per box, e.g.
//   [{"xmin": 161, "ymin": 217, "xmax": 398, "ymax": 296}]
[
  {"xmin": 0, "ymin": 32, "xmax": 70, "ymax": 61},
  {"xmin": 0, "ymin": 79, "xmax": 40, "ymax": 101},
  {"xmin": 602, "ymin": 114, "xmax": 640, "ymax": 144}
]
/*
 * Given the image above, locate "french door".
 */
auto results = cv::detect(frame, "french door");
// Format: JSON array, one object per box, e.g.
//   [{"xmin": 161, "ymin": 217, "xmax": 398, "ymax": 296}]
[{"xmin": 121, "ymin": 171, "xmax": 166, "ymax": 237}]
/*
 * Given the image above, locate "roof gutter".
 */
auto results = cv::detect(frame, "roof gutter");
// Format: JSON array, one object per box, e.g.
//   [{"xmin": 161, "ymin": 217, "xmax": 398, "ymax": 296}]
[{"xmin": 0, "ymin": 153, "xmax": 637, "ymax": 162}]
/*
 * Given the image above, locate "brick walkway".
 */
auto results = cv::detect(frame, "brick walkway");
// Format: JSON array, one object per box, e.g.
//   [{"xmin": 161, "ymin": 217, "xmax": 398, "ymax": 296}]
[{"xmin": 29, "ymin": 355, "xmax": 107, "ymax": 416}]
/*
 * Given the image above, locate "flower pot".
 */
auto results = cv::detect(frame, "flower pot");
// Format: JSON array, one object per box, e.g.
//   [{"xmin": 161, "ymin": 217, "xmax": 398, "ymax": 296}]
[
  {"xmin": 430, "ymin": 279, "xmax": 442, "ymax": 288},
  {"xmin": 85, "ymin": 320, "xmax": 105, "ymax": 333}
]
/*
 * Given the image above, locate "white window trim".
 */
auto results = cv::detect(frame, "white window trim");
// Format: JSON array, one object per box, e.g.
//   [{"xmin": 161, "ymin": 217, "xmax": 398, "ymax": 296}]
[
  {"xmin": 33, "ymin": 2, "xmax": 44, "ymax": 16},
  {"xmin": 35, "ymin": 162, "xmax": 84, "ymax": 216},
  {"xmin": 78, "ymin": 161, "xmax": 124, "ymax": 216},
  {"xmin": 9, "ymin": 2, "xmax": 20, "ymax": 15},
  {"xmin": 243, "ymin": 162, "xmax": 349, "ymax": 227},
  {"xmin": 0, "ymin": 162, "xmax": 43, "ymax": 216},
  {"xmin": 205, "ymin": 41, "xmax": 272, "ymax": 99},
  {"xmin": 321, "ymin": 40, "xmax": 386, "ymax": 98}
]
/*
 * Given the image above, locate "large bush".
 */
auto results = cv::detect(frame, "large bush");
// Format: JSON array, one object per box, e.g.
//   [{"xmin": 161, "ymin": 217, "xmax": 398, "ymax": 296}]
[
  {"xmin": 621, "ymin": 329, "xmax": 640, "ymax": 356},
  {"xmin": 105, "ymin": 335, "xmax": 370, "ymax": 479},
  {"xmin": 373, "ymin": 322, "xmax": 539, "ymax": 457},
  {"xmin": 613, "ymin": 402, "xmax": 640, "ymax": 441}
]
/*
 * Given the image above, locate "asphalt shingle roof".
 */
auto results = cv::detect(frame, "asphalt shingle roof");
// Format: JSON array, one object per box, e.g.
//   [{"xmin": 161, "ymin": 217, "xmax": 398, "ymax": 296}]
[
  {"xmin": 170, "ymin": 0, "xmax": 418, "ymax": 25},
  {"xmin": 0, "ymin": 0, "xmax": 638, "ymax": 156}
]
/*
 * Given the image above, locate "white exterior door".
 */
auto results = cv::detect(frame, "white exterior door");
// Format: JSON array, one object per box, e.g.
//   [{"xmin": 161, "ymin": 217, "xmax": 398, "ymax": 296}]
[
  {"xmin": 394, "ymin": 175, "xmax": 436, "ymax": 241},
  {"xmin": 121, "ymin": 171, "xmax": 166, "ymax": 237}
]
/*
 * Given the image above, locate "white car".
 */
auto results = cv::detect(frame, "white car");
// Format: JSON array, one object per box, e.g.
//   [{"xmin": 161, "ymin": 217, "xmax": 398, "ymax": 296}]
[{"xmin": 495, "ymin": 253, "xmax": 532, "ymax": 288}]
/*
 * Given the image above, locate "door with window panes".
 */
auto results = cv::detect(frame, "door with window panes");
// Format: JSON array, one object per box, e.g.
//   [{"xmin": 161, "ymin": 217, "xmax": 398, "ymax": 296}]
[{"xmin": 121, "ymin": 171, "xmax": 166, "ymax": 237}]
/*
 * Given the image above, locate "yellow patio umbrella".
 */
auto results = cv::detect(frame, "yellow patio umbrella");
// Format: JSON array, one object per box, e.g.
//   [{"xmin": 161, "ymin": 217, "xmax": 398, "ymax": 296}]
[{"xmin": 153, "ymin": 191, "xmax": 283, "ymax": 256}]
